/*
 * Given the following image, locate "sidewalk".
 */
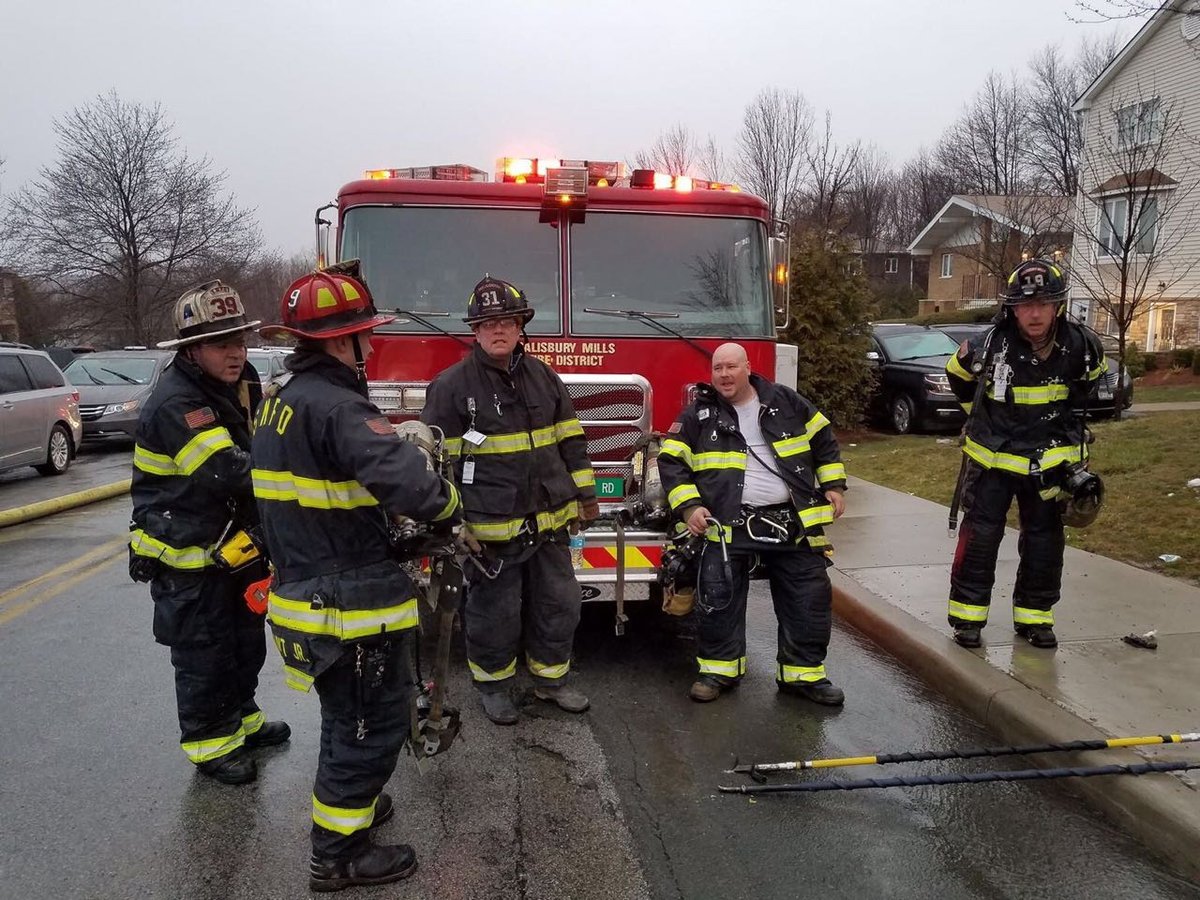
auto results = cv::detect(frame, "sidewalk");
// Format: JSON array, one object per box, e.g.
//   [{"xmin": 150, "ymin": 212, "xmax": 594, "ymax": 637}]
[
  {"xmin": 1130, "ymin": 400, "xmax": 1200, "ymax": 413},
  {"xmin": 827, "ymin": 476, "xmax": 1200, "ymax": 881}
]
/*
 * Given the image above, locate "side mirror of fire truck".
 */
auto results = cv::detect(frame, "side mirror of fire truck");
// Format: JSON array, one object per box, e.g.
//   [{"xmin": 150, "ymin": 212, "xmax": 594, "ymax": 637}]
[
  {"xmin": 770, "ymin": 227, "xmax": 791, "ymax": 332},
  {"xmin": 314, "ymin": 201, "xmax": 337, "ymax": 270}
]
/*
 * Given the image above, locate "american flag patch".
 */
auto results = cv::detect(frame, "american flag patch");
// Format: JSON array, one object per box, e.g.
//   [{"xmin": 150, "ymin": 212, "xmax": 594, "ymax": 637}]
[
  {"xmin": 668, "ymin": 421, "xmax": 683, "ymax": 434},
  {"xmin": 365, "ymin": 417, "xmax": 396, "ymax": 436},
  {"xmin": 184, "ymin": 407, "xmax": 216, "ymax": 429}
]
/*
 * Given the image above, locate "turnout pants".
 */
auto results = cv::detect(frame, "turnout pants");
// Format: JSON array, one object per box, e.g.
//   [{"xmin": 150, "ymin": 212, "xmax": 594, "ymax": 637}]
[
  {"xmin": 949, "ymin": 465, "xmax": 1065, "ymax": 630},
  {"xmin": 463, "ymin": 530, "xmax": 582, "ymax": 691},
  {"xmin": 695, "ymin": 539, "xmax": 834, "ymax": 687},
  {"xmin": 150, "ymin": 567, "xmax": 268, "ymax": 766},
  {"xmin": 311, "ymin": 633, "xmax": 413, "ymax": 860}
]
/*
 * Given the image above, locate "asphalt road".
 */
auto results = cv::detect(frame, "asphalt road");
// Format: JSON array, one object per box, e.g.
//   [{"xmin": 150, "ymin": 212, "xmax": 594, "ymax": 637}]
[{"xmin": 0, "ymin": 495, "xmax": 1196, "ymax": 899}]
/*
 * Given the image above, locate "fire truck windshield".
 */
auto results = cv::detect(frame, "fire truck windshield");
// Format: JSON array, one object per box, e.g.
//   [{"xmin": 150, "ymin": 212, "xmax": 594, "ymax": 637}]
[
  {"xmin": 340, "ymin": 206, "xmax": 563, "ymax": 334},
  {"xmin": 570, "ymin": 213, "xmax": 773, "ymax": 338}
]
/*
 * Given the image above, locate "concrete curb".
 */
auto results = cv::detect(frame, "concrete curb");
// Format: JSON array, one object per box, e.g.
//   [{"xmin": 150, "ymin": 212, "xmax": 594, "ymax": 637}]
[
  {"xmin": 0, "ymin": 479, "xmax": 131, "ymax": 529},
  {"xmin": 830, "ymin": 569, "xmax": 1200, "ymax": 885}
]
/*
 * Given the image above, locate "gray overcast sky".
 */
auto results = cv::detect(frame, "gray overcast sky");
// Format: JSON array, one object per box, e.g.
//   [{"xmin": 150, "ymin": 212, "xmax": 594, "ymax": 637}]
[{"xmin": 0, "ymin": 0, "xmax": 1131, "ymax": 255}]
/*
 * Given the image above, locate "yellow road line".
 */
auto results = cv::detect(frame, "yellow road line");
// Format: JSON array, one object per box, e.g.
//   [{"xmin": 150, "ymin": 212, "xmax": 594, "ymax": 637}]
[
  {"xmin": 0, "ymin": 536, "xmax": 129, "ymax": 609},
  {"xmin": 0, "ymin": 541, "xmax": 127, "ymax": 628}
]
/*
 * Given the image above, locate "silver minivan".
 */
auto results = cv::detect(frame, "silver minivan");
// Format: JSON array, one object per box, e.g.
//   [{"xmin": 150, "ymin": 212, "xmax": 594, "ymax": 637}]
[{"xmin": 0, "ymin": 343, "xmax": 83, "ymax": 476}]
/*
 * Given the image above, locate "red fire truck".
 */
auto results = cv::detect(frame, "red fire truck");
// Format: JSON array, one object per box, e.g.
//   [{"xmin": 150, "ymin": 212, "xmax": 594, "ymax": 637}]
[{"xmin": 317, "ymin": 157, "xmax": 793, "ymax": 631}]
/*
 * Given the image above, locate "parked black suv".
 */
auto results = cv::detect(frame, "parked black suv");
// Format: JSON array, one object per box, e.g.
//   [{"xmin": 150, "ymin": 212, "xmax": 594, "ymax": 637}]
[
  {"xmin": 933, "ymin": 323, "xmax": 1133, "ymax": 417},
  {"xmin": 866, "ymin": 325, "xmax": 966, "ymax": 433}
]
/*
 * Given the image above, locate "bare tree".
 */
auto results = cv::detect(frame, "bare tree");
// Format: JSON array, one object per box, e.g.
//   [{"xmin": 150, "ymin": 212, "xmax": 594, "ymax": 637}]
[
  {"xmin": 893, "ymin": 146, "xmax": 958, "ymax": 243},
  {"xmin": 5, "ymin": 91, "xmax": 261, "ymax": 347},
  {"xmin": 843, "ymin": 144, "xmax": 897, "ymax": 253},
  {"xmin": 1073, "ymin": 0, "xmax": 1196, "ymax": 22},
  {"xmin": 634, "ymin": 123, "xmax": 699, "ymax": 176},
  {"xmin": 735, "ymin": 88, "xmax": 814, "ymax": 220},
  {"xmin": 697, "ymin": 135, "xmax": 732, "ymax": 183},
  {"xmin": 1070, "ymin": 91, "xmax": 1199, "ymax": 414},
  {"xmin": 937, "ymin": 71, "xmax": 1031, "ymax": 195}
]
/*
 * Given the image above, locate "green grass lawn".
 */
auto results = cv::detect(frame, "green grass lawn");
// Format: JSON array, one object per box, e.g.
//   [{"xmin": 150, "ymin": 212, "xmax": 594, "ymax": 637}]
[
  {"xmin": 843, "ymin": 411, "xmax": 1200, "ymax": 583},
  {"xmin": 1135, "ymin": 384, "xmax": 1200, "ymax": 403}
]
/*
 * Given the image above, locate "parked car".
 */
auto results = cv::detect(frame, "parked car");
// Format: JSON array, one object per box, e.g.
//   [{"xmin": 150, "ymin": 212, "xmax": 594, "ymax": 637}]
[
  {"xmin": 0, "ymin": 342, "xmax": 83, "ymax": 476},
  {"xmin": 247, "ymin": 346, "xmax": 289, "ymax": 387},
  {"xmin": 866, "ymin": 325, "xmax": 966, "ymax": 434},
  {"xmin": 932, "ymin": 323, "xmax": 1133, "ymax": 417},
  {"xmin": 62, "ymin": 349, "xmax": 173, "ymax": 442}
]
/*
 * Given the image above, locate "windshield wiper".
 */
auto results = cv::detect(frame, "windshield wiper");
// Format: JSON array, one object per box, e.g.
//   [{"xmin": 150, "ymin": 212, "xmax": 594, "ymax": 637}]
[
  {"xmin": 73, "ymin": 365, "xmax": 103, "ymax": 385},
  {"xmin": 381, "ymin": 309, "xmax": 471, "ymax": 349},
  {"xmin": 100, "ymin": 367, "xmax": 141, "ymax": 385},
  {"xmin": 583, "ymin": 307, "xmax": 712, "ymax": 360}
]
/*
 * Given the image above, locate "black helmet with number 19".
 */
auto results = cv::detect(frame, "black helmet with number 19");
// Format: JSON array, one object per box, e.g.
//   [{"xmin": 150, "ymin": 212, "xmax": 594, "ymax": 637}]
[{"xmin": 1000, "ymin": 259, "xmax": 1069, "ymax": 305}]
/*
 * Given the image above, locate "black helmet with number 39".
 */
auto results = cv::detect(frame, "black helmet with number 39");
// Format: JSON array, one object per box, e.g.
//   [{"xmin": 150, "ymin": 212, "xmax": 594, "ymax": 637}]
[
  {"xmin": 1000, "ymin": 259, "xmax": 1069, "ymax": 305},
  {"xmin": 463, "ymin": 275, "xmax": 535, "ymax": 326}
]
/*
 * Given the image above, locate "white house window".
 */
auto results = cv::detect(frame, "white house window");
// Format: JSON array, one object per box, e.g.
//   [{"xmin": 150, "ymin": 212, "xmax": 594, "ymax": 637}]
[
  {"xmin": 940, "ymin": 253, "xmax": 953, "ymax": 278},
  {"xmin": 1116, "ymin": 98, "xmax": 1162, "ymax": 149},
  {"xmin": 884, "ymin": 256, "xmax": 899, "ymax": 274},
  {"xmin": 1097, "ymin": 196, "xmax": 1159, "ymax": 257}
]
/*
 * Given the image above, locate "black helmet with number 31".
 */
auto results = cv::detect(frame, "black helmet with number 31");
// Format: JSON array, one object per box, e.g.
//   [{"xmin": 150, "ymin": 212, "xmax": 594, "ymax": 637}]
[
  {"xmin": 463, "ymin": 275, "xmax": 534, "ymax": 326},
  {"xmin": 1000, "ymin": 259, "xmax": 1069, "ymax": 305}
]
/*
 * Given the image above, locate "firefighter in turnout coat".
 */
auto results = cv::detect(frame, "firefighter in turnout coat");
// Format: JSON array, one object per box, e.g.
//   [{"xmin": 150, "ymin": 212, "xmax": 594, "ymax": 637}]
[
  {"xmin": 658, "ymin": 343, "xmax": 848, "ymax": 706},
  {"xmin": 251, "ymin": 269, "xmax": 461, "ymax": 892},
  {"xmin": 945, "ymin": 259, "xmax": 1107, "ymax": 650},
  {"xmin": 421, "ymin": 276, "xmax": 599, "ymax": 726},
  {"xmin": 130, "ymin": 281, "xmax": 290, "ymax": 787}
]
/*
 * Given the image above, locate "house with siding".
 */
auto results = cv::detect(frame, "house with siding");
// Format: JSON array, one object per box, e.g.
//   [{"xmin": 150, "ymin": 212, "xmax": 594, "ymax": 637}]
[
  {"xmin": 1070, "ymin": 0, "xmax": 1200, "ymax": 350},
  {"xmin": 907, "ymin": 195, "xmax": 1072, "ymax": 316}
]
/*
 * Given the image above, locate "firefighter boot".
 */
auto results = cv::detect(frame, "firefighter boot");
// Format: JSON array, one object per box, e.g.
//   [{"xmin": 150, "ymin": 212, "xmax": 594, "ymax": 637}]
[
  {"xmin": 370, "ymin": 793, "xmax": 393, "ymax": 829},
  {"xmin": 1015, "ymin": 624, "xmax": 1058, "ymax": 648},
  {"xmin": 689, "ymin": 676, "xmax": 724, "ymax": 703},
  {"xmin": 197, "ymin": 749, "xmax": 257, "ymax": 785},
  {"xmin": 245, "ymin": 720, "xmax": 292, "ymax": 749},
  {"xmin": 309, "ymin": 842, "xmax": 418, "ymax": 893},
  {"xmin": 953, "ymin": 626, "xmax": 983, "ymax": 649},
  {"xmin": 778, "ymin": 680, "xmax": 845, "ymax": 707},
  {"xmin": 479, "ymin": 689, "xmax": 520, "ymax": 726},
  {"xmin": 533, "ymin": 684, "xmax": 590, "ymax": 713}
]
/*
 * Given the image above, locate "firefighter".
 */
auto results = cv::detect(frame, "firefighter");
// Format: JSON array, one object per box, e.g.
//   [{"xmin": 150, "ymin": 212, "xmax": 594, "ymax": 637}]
[
  {"xmin": 945, "ymin": 259, "xmax": 1107, "ymax": 650},
  {"xmin": 129, "ymin": 280, "xmax": 289, "ymax": 786},
  {"xmin": 421, "ymin": 275, "xmax": 599, "ymax": 726},
  {"xmin": 658, "ymin": 342, "xmax": 848, "ymax": 705}
]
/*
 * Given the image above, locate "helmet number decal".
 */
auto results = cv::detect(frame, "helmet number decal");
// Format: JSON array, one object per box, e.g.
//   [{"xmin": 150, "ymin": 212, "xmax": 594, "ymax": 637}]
[
  {"xmin": 480, "ymin": 289, "xmax": 500, "ymax": 306},
  {"xmin": 209, "ymin": 295, "xmax": 240, "ymax": 318},
  {"xmin": 288, "ymin": 288, "xmax": 302, "ymax": 310}
]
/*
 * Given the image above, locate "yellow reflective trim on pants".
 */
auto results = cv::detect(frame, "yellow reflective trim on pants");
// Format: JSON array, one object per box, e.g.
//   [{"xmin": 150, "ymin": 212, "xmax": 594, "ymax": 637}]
[
  {"xmin": 798, "ymin": 503, "xmax": 834, "ymax": 528},
  {"xmin": 267, "ymin": 593, "xmax": 419, "ymax": 639},
  {"xmin": 947, "ymin": 353, "xmax": 974, "ymax": 382},
  {"xmin": 555, "ymin": 418, "xmax": 585, "ymax": 441},
  {"xmin": 668, "ymin": 483, "xmax": 701, "ymax": 509},
  {"xmin": 469, "ymin": 658, "xmax": 517, "ymax": 683},
  {"xmin": 659, "ymin": 438, "xmax": 693, "ymax": 468},
  {"xmin": 1013, "ymin": 606, "xmax": 1054, "ymax": 626},
  {"xmin": 312, "ymin": 795, "xmax": 379, "ymax": 836},
  {"xmin": 990, "ymin": 384, "xmax": 1069, "ymax": 404},
  {"xmin": 241, "ymin": 710, "xmax": 265, "ymax": 736},
  {"xmin": 572, "ymin": 468, "xmax": 595, "ymax": 488},
  {"xmin": 948, "ymin": 599, "xmax": 989, "ymax": 622},
  {"xmin": 133, "ymin": 444, "xmax": 177, "ymax": 476},
  {"xmin": 816, "ymin": 463, "xmax": 845, "ymax": 485},
  {"xmin": 252, "ymin": 469, "xmax": 379, "ymax": 509},
  {"xmin": 527, "ymin": 655, "xmax": 570, "ymax": 680},
  {"xmin": 283, "ymin": 665, "xmax": 315, "ymax": 693},
  {"xmin": 129, "ymin": 529, "xmax": 214, "ymax": 570},
  {"xmin": 693, "ymin": 451, "xmax": 746, "ymax": 471},
  {"xmin": 697, "ymin": 656, "xmax": 746, "ymax": 678},
  {"xmin": 433, "ymin": 482, "xmax": 459, "ymax": 522},
  {"xmin": 182, "ymin": 728, "xmax": 245, "ymax": 764},
  {"xmin": 777, "ymin": 663, "xmax": 827, "ymax": 683},
  {"xmin": 175, "ymin": 427, "xmax": 234, "ymax": 476}
]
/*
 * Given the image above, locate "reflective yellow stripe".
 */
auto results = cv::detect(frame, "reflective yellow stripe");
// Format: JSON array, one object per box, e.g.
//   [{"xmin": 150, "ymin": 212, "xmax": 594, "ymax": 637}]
[
  {"xmin": 947, "ymin": 353, "xmax": 974, "ymax": 382},
  {"xmin": 572, "ymin": 468, "xmax": 595, "ymax": 488},
  {"xmin": 659, "ymin": 439, "xmax": 693, "ymax": 468},
  {"xmin": 667, "ymin": 483, "xmax": 701, "ymax": 509},
  {"xmin": 433, "ymin": 482, "xmax": 459, "ymax": 522},
  {"xmin": 252, "ymin": 469, "xmax": 379, "ymax": 509},
  {"xmin": 531, "ymin": 426, "xmax": 557, "ymax": 448},
  {"xmin": 467, "ymin": 431, "xmax": 533, "ymax": 454},
  {"xmin": 772, "ymin": 436, "xmax": 811, "ymax": 457},
  {"xmin": 469, "ymin": 658, "xmax": 517, "ymax": 683},
  {"xmin": 555, "ymin": 418, "xmax": 585, "ymax": 441},
  {"xmin": 777, "ymin": 663, "xmax": 827, "ymax": 683},
  {"xmin": 693, "ymin": 451, "xmax": 746, "ymax": 470},
  {"xmin": 963, "ymin": 438, "xmax": 1033, "ymax": 475},
  {"xmin": 948, "ymin": 599, "xmax": 989, "ymax": 622},
  {"xmin": 815, "ymin": 463, "xmax": 845, "ymax": 485},
  {"xmin": 133, "ymin": 444, "xmax": 178, "ymax": 476},
  {"xmin": 312, "ymin": 795, "xmax": 379, "ymax": 836},
  {"xmin": 267, "ymin": 593, "xmax": 418, "ymax": 639},
  {"xmin": 804, "ymin": 412, "xmax": 831, "ymax": 438},
  {"xmin": 241, "ymin": 711, "xmax": 265, "ymax": 737},
  {"xmin": 1013, "ymin": 605, "xmax": 1055, "ymax": 626},
  {"xmin": 181, "ymin": 728, "xmax": 245, "ymax": 764},
  {"xmin": 705, "ymin": 523, "xmax": 733, "ymax": 542},
  {"xmin": 527, "ymin": 656, "xmax": 570, "ymax": 680},
  {"xmin": 444, "ymin": 436, "xmax": 463, "ymax": 460},
  {"xmin": 467, "ymin": 500, "xmax": 579, "ymax": 542},
  {"xmin": 697, "ymin": 656, "xmax": 747, "ymax": 678},
  {"xmin": 175, "ymin": 427, "xmax": 234, "ymax": 476},
  {"xmin": 992, "ymin": 384, "xmax": 1070, "ymax": 405},
  {"xmin": 798, "ymin": 503, "xmax": 834, "ymax": 529},
  {"xmin": 961, "ymin": 401, "xmax": 974, "ymax": 414},
  {"xmin": 129, "ymin": 529, "xmax": 213, "ymax": 570},
  {"xmin": 282, "ymin": 665, "xmax": 315, "ymax": 693},
  {"xmin": 1088, "ymin": 359, "xmax": 1109, "ymax": 381}
]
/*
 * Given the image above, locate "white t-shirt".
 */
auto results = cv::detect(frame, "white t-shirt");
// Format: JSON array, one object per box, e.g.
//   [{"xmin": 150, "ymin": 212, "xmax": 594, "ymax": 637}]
[{"xmin": 734, "ymin": 395, "xmax": 791, "ymax": 507}]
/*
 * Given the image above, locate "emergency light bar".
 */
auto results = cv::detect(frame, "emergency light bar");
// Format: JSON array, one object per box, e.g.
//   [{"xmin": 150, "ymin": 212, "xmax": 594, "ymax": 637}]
[
  {"xmin": 364, "ymin": 164, "xmax": 488, "ymax": 182},
  {"xmin": 629, "ymin": 168, "xmax": 741, "ymax": 192},
  {"xmin": 540, "ymin": 167, "xmax": 589, "ymax": 224},
  {"xmin": 497, "ymin": 157, "xmax": 626, "ymax": 186}
]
